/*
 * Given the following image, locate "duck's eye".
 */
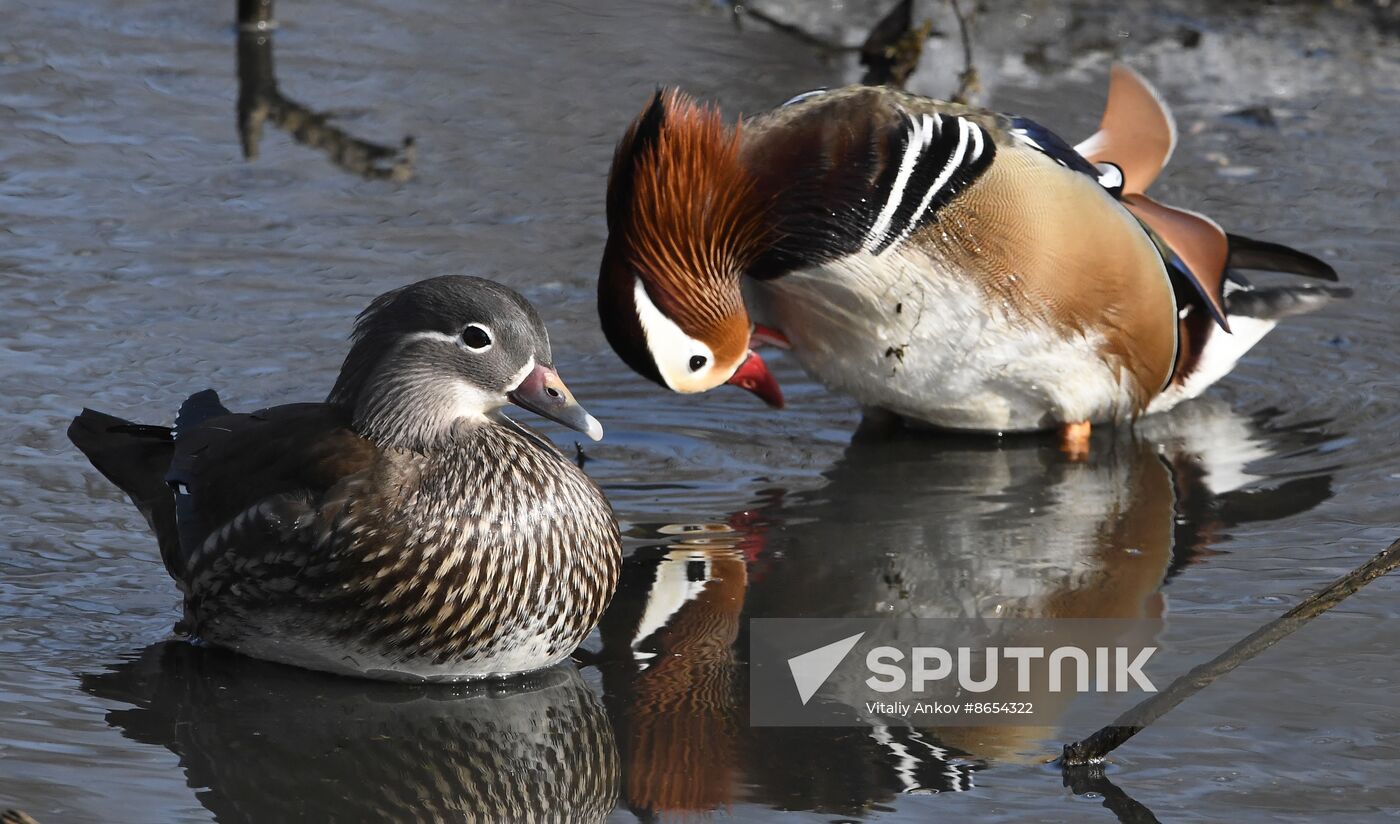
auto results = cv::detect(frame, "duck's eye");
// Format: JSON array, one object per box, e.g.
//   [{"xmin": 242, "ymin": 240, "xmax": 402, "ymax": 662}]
[
  {"xmin": 688, "ymin": 355, "xmax": 708, "ymax": 372},
  {"xmin": 461, "ymin": 324, "xmax": 493, "ymax": 351}
]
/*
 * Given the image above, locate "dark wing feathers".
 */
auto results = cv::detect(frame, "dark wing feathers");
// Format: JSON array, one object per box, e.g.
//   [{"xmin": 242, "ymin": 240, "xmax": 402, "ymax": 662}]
[
  {"xmin": 74, "ymin": 392, "xmax": 380, "ymax": 588},
  {"xmin": 742, "ymin": 87, "xmax": 995, "ymax": 278},
  {"xmin": 167, "ymin": 403, "xmax": 375, "ymax": 569},
  {"xmin": 1005, "ymin": 116, "xmax": 1102, "ymax": 179},
  {"xmin": 1131, "ymin": 221, "xmax": 1233, "ymax": 331},
  {"xmin": 174, "ymin": 388, "xmax": 231, "ymax": 438},
  {"xmin": 743, "ymin": 94, "xmax": 901, "ymax": 276}
]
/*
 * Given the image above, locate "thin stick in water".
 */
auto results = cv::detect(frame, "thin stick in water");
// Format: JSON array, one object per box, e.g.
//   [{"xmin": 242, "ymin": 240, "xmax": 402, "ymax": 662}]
[{"xmin": 1061, "ymin": 536, "xmax": 1400, "ymax": 766}]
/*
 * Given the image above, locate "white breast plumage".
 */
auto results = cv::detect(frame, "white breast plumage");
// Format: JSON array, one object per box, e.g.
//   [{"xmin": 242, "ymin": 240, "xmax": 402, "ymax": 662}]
[{"xmin": 744, "ymin": 247, "xmax": 1141, "ymax": 431}]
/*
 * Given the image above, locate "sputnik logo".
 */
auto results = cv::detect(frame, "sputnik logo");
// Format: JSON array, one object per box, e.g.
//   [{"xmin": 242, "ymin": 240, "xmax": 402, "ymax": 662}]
[{"xmin": 787, "ymin": 632, "xmax": 865, "ymax": 705}]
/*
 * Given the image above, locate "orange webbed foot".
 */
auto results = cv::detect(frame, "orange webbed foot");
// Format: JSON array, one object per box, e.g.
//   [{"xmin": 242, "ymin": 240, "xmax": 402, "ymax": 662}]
[{"xmin": 1059, "ymin": 421, "xmax": 1091, "ymax": 462}]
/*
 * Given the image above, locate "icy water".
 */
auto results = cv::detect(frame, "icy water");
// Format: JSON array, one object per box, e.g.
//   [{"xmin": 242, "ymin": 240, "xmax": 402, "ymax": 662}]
[{"xmin": 2, "ymin": 0, "xmax": 1398, "ymax": 820}]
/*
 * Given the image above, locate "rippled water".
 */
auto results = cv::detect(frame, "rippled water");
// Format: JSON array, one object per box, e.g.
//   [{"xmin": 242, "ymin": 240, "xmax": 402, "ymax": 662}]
[{"xmin": 2, "ymin": 0, "xmax": 1398, "ymax": 820}]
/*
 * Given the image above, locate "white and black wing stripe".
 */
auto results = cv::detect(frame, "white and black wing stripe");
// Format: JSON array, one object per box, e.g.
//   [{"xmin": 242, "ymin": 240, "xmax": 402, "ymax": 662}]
[
  {"xmin": 1007, "ymin": 115, "xmax": 1131, "ymax": 200},
  {"xmin": 1007, "ymin": 116, "xmax": 1101, "ymax": 178},
  {"xmin": 864, "ymin": 112, "xmax": 992, "ymax": 256},
  {"xmin": 744, "ymin": 92, "xmax": 996, "ymax": 279},
  {"xmin": 780, "ymin": 89, "xmax": 828, "ymax": 108},
  {"xmin": 869, "ymin": 724, "xmax": 982, "ymax": 793},
  {"xmin": 1094, "ymin": 162, "xmax": 1125, "ymax": 197}
]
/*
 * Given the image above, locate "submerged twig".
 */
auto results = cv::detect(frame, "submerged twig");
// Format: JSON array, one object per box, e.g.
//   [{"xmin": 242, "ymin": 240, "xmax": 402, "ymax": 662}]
[
  {"xmin": 1062, "ymin": 765, "xmax": 1162, "ymax": 824},
  {"xmin": 1061, "ymin": 536, "xmax": 1400, "ymax": 766}
]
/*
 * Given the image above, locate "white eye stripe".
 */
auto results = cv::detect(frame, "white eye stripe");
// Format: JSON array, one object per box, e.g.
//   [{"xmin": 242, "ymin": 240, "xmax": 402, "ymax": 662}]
[
  {"xmin": 398, "ymin": 328, "xmax": 494, "ymax": 352},
  {"xmin": 399, "ymin": 331, "xmax": 461, "ymax": 346},
  {"xmin": 632, "ymin": 277, "xmax": 716, "ymax": 393}
]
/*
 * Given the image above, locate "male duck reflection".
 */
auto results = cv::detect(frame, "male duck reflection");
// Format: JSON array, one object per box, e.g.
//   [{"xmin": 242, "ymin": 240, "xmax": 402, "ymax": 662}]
[
  {"xmin": 584, "ymin": 402, "xmax": 1333, "ymax": 814},
  {"xmin": 598, "ymin": 65, "xmax": 1345, "ymax": 453},
  {"xmin": 69, "ymin": 276, "xmax": 622, "ymax": 681}
]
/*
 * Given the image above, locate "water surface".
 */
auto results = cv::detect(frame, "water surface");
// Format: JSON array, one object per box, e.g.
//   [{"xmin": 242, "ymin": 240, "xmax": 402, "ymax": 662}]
[{"xmin": 2, "ymin": 0, "xmax": 1398, "ymax": 820}]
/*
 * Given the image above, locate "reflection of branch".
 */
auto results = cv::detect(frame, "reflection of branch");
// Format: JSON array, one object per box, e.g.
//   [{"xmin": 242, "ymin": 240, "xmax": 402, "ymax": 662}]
[
  {"xmin": 235, "ymin": 0, "xmax": 414, "ymax": 181},
  {"xmin": 1061, "ymin": 536, "xmax": 1400, "ymax": 766},
  {"xmin": 947, "ymin": 0, "xmax": 979, "ymax": 104},
  {"xmin": 727, "ymin": 2, "xmax": 859, "ymax": 54},
  {"xmin": 1062, "ymin": 765, "xmax": 1162, "ymax": 824},
  {"xmin": 860, "ymin": 0, "xmax": 933, "ymax": 89},
  {"xmin": 726, "ymin": 1, "xmax": 977, "ymax": 100},
  {"xmin": 237, "ymin": 0, "xmax": 273, "ymax": 30}
]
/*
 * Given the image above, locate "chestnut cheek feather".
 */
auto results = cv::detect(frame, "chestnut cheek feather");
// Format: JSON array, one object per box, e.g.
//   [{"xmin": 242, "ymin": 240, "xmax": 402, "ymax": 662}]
[{"xmin": 725, "ymin": 350, "xmax": 784, "ymax": 409}]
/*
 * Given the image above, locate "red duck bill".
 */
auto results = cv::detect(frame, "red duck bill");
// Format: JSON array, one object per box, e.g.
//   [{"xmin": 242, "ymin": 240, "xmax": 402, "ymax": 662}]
[{"xmin": 726, "ymin": 350, "xmax": 784, "ymax": 408}]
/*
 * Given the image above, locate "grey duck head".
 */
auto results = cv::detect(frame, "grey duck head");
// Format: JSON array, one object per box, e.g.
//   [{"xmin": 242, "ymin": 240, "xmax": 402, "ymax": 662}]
[{"xmin": 327, "ymin": 275, "xmax": 603, "ymax": 449}]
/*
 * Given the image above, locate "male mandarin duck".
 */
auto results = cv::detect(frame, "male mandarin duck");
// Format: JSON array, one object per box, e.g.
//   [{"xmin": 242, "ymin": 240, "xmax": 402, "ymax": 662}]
[
  {"xmin": 69, "ymin": 276, "xmax": 622, "ymax": 681},
  {"xmin": 597, "ymin": 66, "xmax": 1344, "ymax": 452}
]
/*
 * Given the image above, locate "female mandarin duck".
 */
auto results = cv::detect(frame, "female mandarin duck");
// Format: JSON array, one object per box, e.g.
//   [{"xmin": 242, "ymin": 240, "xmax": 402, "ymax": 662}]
[
  {"xmin": 598, "ymin": 66, "xmax": 1343, "ymax": 453},
  {"xmin": 69, "ymin": 276, "xmax": 622, "ymax": 681}
]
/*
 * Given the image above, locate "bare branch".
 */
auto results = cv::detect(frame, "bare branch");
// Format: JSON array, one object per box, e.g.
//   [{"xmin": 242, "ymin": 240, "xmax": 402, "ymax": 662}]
[{"xmin": 1061, "ymin": 536, "xmax": 1400, "ymax": 766}]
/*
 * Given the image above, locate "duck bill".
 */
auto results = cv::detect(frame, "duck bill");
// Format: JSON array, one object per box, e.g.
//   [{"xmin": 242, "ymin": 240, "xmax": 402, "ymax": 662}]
[
  {"xmin": 726, "ymin": 350, "xmax": 784, "ymax": 409},
  {"xmin": 507, "ymin": 364, "xmax": 604, "ymax": 441},
  {"xmin": 750, "ymin": 323, "xmax": 791, "ymax": 350}
]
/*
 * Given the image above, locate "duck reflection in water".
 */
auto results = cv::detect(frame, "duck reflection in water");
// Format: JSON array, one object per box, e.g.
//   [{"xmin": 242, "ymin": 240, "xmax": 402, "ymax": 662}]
[
  {"xmin": 591, "ymin": 399, "xmax": 1333, "ymax": 817},
  {"xmin": 81, "ymin": 644, "xmax": 618, "ymax": 823},
  {"xmin": 77, "ymin": 401, "xmax": 1332, "ymax": 822},
  {"xmin": 597, "ymin": 536, "xmax": 750, "ymax": 815}
]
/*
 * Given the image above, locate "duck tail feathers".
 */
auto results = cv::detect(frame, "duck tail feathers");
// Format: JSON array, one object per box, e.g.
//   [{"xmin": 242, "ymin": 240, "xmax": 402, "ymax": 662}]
[
  {"xmin": 68, "ymin": 409, "xmax": 181, "ymax": 577},
  {"xmin": 1226, "ymin": 234, "xmax": 1338, "ymax": 281},
  {"xmin": 1225, "ymin": 283, "xmax": 1352, "ymax": 321}
]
